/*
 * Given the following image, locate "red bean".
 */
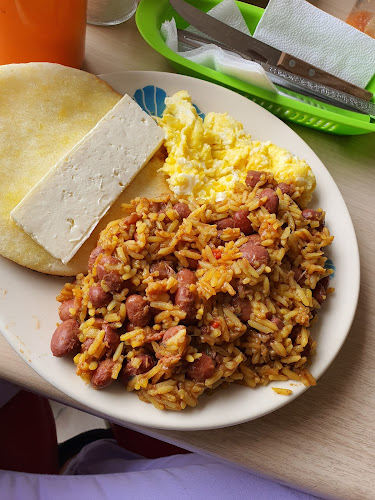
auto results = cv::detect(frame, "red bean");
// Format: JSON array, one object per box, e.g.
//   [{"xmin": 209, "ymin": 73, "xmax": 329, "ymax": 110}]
[
  {"xmin": 51, "ymin": 319, "xmax": 80, "ymax": 357},
  {"xmin": 175, "ymin": 287, "xmax": 197, "ymax": 324},
  {"xmin": 233, "ymin": 210, "xmax": 253, "ymax": 235},
  {"xmin": 122, "ymin": 213, "xmax": 141, "ymax": 228},
  {"xmin": 126, "ymin": 295, "xmax": 152, "ymax": 327},
  {"xmin": 176, "ymin": 268, "xmax": 196, "ymax": 286},
  {"xmin": 245, "ymin": 170, "xmax": 267, "ymax": 188},
  {"xmin": 174, "ymin": 202, "xmax": 191, "ymax": 220},
  {"xmin": 150, "ymin": 261, "xmax": 175, "ymax": 279},
  {"xmin": 293, "ymin": 267, "xmax": 306, "ymax": 286},
  {"xmin": 277, "ymin": 182, "xmax": 294, "ymax": 195},
  {"xmin": 88, "ymin": 246, "xmax": 103, "ymax": 272},
  {"xmin": 185, "ymin": 250, "xmax": 200, "ymax": 271},
  {"xmin": 149, "ymin": 201, "xmax": 166, "ymax": 213},
  {"xmin": 216, "ymin": 217, "xmax": 235, "ymax": 230},
  {"xmin": 301, "ymin": 209, "xmax": 319, "ymax": 221},
  {"xmin": 103, "ymin": 324, "xmax": 120, "ymax": 357},
  {"xmin": 116, "ymin": 320, "xmax": 137, "ymax": 336},
  {"xmin": 247, "ymin": 234, "xmax": 261, "ymax": 246},
  {"xmin": 239, "ymin": 242, "xmax": 269, "ymax": 267},
  {"xmin": 59, "ymin": 299, "xmax": 75, "ymax": 321},
  {"xmin": 186, "ymin": 257, "xmax": 199, "ymax": 270},
  {"xmin": 81, "ymin": 337, "xmax": 94, "ymax": 353},
  {"xmin": 289, "ymin": 325, "xmax": 302, "ymax": 342},
  {"xmin": 186, "ymin": 353, "xmax": 215, "ymax": 381},
  {"xmin": 259, "ymin": 188, "xmax": 279, "ymax": 213},
  {"xmin": 89, "ymin": 283, "xmax": 112, "ymax": 308},
  {"xmin": 121, "ymin": 354, "xmax": 154, "ymax": 384},
  {"xmin": 175, "ymin": 269, "xmax": 197, "ymax": 324},
  {"xmin": 100, "ymin": 271, "xmax": 125, "ymax": 294},
  {"xmin": 320, "ymin": 276, "xmax": 330, "ymax": 289},
  {"xmin": 97, "ymin": 255, "xmax": 125, "ymax": 293},
  {"xmin": 204, "ymin": 347, "xmax": 222, "ymax": 365},
  {"xmin": 162, "ymin": 325, "xmax": 185, "ymax": 343},
  {"xmin": 270, "ymin": 316, "xmax": 284, "ymax": 330},
  {"xmin": 96, "ymin": 255, "xmax": 119, "ymax": 280},
  {"xmin": 302, "ymin": 209, "xmax": 325, "ymax": 231},
  {"xmin": 302, "ymin": 341, "xmax": 311, "ymax": 358},
  {"xmin": 230, "ymin": 278, "xmax": 240, "ymax": 292},
  {"xmin": 313, "ymin": 278, "xmax": 329, "ymax": 305},
  {"xmin": 81, "ymin": 323, "xmax": 119, "ymax": 358},
  {"xmin": 91, "ymin": 359, "xmax": 116, "ymax": 389},
  {"xmin": 232, "ymin": 296, "xmax": 252, "ymax": 322},
  {"xmin": 124, "ymin": 321, "xmax": 136, "ymax": 332}
]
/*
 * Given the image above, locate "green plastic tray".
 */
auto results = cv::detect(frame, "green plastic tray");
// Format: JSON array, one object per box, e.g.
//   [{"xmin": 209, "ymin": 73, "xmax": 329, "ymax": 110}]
[{"xmin": 136, "ymin": 0, "xmax": 375, "ymax": 135}]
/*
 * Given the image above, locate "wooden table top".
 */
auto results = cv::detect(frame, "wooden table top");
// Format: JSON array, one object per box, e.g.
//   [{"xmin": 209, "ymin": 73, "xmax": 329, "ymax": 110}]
[{"xmin": 1, "ymin": 2, "xmax": 375, "ymax": 499}]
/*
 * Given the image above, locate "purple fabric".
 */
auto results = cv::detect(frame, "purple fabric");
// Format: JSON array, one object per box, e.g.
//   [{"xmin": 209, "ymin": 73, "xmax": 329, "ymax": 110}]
[
  {"xmin": 0, "ymin": 379, "xmax": 19, "ymax": 408},
  {"xmin": 0, "ymin": 381, "xmax": 324, "ymax": 499},
  {"xmin": 0, "ymin": 439, "xmax": 323, "ymax": 500}
]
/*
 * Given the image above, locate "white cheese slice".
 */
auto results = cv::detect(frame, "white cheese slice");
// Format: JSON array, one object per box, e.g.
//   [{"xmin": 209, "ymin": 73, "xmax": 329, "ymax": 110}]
[{"xmin": 10, "ymin": 94, "xmax": 164, "ymax": 264}]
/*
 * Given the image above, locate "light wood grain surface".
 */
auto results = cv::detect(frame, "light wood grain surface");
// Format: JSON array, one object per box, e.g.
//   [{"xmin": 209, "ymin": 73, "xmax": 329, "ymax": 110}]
[{"xmin": 1, "ymin": 1, "xmax": 375, "ymax": 499}]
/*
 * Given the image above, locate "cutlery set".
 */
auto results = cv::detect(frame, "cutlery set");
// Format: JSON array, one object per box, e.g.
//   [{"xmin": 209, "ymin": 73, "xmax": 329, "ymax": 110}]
[{"xmin": 170, "ymin": 0, "xmax": 375, "ymax": 117}]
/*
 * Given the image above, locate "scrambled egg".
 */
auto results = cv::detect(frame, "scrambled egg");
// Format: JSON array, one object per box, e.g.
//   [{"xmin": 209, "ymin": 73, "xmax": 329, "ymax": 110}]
[{"xmin": 157, "ymin": 91, "xmax": 315, "ymax": 206}]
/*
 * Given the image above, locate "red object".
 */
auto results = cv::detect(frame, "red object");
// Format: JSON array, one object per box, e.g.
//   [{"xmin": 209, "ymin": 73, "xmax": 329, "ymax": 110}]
[
  {"xmin": 211, "ymin": 320, "xmax": 221, "ymax": 328},
  {"xmin": 0, "ymin": 390, "xmax": 59, "ymax": 474},
  {"xmin": 0, "ymin": 389, "xmax": 188, "ymax": 473},
  {"xmin": 212, "ymin": 248, "xmax": 222, "ymax": 259},
  {"xmin": 111, "ymin": 425, "xmax": 190, "ymax": 459}
]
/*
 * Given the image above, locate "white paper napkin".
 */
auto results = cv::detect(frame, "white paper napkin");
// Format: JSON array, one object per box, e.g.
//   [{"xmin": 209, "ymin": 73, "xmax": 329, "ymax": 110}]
[
  {"xmin": 161, "ymin": 0, "xmax": 277, "ymax": 93},
  {"xmin": 253, "ymin": 0, "xmax": 375, "ymax": 89}
]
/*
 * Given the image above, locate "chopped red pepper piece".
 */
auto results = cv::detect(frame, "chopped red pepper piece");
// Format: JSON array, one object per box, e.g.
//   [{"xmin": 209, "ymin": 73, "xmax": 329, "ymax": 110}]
[
  {"xmin": 212, "ymin": 248, "xmax": 222, "ymax": 259},
  {"xmin": 211, "ymin": 320, "xmax": 220, "ymax": 329}
]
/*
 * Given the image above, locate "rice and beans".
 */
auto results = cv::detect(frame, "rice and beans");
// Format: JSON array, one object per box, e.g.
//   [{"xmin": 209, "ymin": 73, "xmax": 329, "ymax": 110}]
[{"xmin": 52, "ymin": 169, "xmax": 333, "ymax": 411}]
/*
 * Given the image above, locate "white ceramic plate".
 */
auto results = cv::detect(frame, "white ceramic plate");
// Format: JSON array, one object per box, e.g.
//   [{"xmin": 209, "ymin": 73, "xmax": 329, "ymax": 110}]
[{"xmin": 0, "ymin": 71, "xmax": 360, "ymax": 430}]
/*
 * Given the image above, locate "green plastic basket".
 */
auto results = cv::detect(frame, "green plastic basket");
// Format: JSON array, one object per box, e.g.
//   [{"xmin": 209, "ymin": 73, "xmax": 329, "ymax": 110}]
[{"xmin": 136, "ymin": 0, "xmax": 375, "ymax": 135}]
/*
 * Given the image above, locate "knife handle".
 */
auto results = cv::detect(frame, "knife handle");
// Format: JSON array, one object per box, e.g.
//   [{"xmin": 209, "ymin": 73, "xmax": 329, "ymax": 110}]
[{"xmin": 277, "ymin": 52, "xmax": 373, "ymax": 101}]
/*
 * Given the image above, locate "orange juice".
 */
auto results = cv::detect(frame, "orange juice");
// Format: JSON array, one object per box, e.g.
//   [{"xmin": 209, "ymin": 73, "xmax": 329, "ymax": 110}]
[
  {"xmin": 0, "ymin": 0, "xmax": 87, "ymax": 68},
  {"xmin": 346, "ymin": 10, "xmax": 374, "ymax": 32},
  {"xmin": 346, "ymin": 0, "xmax": 375, "ymax": 38}
]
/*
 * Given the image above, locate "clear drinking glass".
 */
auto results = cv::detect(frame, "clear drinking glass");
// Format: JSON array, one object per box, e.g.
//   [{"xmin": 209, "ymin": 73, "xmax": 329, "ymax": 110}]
[
  {"xmin": 346, "ymin": 0, "xmax": 375, "ymax": 38},
  {"xmin": 87, "ymin": 0, "xmax": 137, "ymax": 26}
]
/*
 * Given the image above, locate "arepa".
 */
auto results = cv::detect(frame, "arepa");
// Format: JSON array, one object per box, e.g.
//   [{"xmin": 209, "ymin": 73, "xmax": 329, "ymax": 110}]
[{"xmin": 0, "ymin": 63, "xmax": 168, "ymax": 276}]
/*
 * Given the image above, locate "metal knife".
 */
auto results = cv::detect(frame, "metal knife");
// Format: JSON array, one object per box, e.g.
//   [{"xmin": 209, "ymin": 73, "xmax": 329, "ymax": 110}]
[
  {"xmin": 177, "ymin": 29, "xmax": 375, "ymax": 115},
  {"xmin": 169, "ymin": 0, "xmax": 374, "ymax": 106}
]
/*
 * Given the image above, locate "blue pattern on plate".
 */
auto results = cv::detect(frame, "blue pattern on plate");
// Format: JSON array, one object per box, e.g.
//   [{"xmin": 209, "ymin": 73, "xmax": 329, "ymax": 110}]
[
  {"xmin": 193, "ymin": 104, "xmax": 205, "ymax": 120},
  {"xmin": 133, "ymin": 86, "xmax": 167, "ymax": 117},
  {"xmin": 133, "ymin": 85, "xmax": 205, "ymax": 119},
  {"xmin": 325, "ymin": 258, "xmax": 335, "ymax": 278}
]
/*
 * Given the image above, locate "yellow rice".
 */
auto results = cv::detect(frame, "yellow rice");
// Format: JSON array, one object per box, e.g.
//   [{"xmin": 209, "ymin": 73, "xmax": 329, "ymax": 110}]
[{"xmin": 56, "ymin": 173, "xmax": 334, "ymax": 411}]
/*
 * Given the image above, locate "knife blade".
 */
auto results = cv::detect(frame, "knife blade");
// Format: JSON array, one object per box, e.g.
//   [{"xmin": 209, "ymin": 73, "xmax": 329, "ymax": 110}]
[
  {"xmin": 177, "ymin": 29, "xmax": 375, "ymax": 116},
  {"xmin": 170, "ymin": 0, "xmax": 373, "ymax": 103}
]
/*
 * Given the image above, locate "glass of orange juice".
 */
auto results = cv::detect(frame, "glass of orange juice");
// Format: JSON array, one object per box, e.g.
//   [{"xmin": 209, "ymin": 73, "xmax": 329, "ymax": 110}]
[
  {"xmin": 346, "ymin": 0, "xmax": 375, "ymax": 38},
  {"xmin": 0, "ymin": 0, "xmax": 87, "ymax": 68}
]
